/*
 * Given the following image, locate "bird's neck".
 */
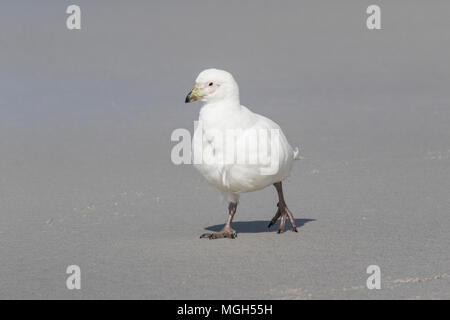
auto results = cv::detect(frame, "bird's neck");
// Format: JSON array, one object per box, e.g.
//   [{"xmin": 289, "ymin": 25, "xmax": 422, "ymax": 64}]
[{"xmin": 199, "ymin": 99, "xmax": 242, "ymax": 128}]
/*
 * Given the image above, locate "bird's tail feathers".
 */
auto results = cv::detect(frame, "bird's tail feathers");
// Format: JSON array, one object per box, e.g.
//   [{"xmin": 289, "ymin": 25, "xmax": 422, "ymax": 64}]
[{"xmin": 293, "ymin": 147, "xmax": 303, "ymax": 160}]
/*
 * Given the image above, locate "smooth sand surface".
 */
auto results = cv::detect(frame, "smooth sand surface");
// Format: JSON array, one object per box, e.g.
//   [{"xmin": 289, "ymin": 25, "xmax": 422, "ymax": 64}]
[{"xmin": 1, "ymin": 1, "xmax": 449, "ymax": 299}]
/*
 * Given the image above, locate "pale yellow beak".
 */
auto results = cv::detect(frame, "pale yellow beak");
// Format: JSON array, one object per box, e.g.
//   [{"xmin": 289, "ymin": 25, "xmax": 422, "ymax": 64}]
[{"xmin": 185, "ymin": 85, "xmax": 203, "ymax": 103}]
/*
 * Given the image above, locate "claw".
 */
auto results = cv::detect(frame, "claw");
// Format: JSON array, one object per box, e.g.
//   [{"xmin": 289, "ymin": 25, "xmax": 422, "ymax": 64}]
[{"xmin": 292, "ymin": 227, "xmax": 298, "ymax": 232}]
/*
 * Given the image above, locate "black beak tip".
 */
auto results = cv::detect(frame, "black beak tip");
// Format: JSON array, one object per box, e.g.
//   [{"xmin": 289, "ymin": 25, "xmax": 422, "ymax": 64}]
[{"xmin": 185, "ymin": 92, "xmax": 192, "ymax": 103}]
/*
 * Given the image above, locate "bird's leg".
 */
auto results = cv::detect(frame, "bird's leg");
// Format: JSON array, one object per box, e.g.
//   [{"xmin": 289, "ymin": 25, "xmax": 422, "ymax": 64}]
[
  {"xmin": 268, "ymin": 182, "xmax": 298, "ymax": 233},
  {"xmin": 200, "ymin": 202, "xmax": 238, "ymax": 239},
  {"xmin": 268, "ymin": 204, "xmax": 281, "ymax": 228}
]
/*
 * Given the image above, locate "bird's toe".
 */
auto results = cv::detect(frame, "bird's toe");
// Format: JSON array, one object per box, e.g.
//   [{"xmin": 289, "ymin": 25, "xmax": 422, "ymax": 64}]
[
  {"xmin": 200, "ymin": 233, "xmax": 212, "ymax": 239},
  {"xmin": 200, "ymin": 229, "xmax": 237, "ymax": 239}
]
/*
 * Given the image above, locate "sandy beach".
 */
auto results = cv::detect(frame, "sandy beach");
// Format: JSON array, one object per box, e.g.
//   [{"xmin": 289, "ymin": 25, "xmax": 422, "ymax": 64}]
[{"xmin": 0, "ymin": 1, "xmax": 449, "ymax": 299}]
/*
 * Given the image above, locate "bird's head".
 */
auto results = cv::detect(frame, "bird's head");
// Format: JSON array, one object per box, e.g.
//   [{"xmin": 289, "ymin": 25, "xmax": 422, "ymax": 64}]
[{"xmin": 185, "ymin": 69, "xmax": 240, "ymax": 104}]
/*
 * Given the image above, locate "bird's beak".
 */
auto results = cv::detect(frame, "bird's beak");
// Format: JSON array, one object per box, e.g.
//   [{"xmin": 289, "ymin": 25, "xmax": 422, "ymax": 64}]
[{"xmin": 185, "ymin": 85, "xmax": 203, "ymax": 103}]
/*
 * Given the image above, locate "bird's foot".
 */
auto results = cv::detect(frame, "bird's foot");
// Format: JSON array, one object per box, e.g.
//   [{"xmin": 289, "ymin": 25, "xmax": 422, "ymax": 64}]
[
  {"xmin": 276, "ymin": 225, "xmax": 298, "ymax": 233},
  {"xmin": 268, "ymin": 203, "xmax": 298, "ymax": 233},
  {"xmin": 200, "ymin": 227, "xmax": 237, "ymax": 240}
]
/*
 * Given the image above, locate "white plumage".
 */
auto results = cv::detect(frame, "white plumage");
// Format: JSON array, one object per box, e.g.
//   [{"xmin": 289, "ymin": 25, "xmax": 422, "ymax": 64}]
[
  {"xmin": 189, "ymin": 69, "xmax": 298, "ymax": 203},
  {"xmin": 185, "ymin": 68, "xmax": 300, "ymax": 238}
]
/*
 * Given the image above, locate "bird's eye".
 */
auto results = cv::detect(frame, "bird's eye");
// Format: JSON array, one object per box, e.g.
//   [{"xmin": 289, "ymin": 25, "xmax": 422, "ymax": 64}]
[{"xmin": 209, "ymin": 82, "xmax": 213, "ymax": 86}]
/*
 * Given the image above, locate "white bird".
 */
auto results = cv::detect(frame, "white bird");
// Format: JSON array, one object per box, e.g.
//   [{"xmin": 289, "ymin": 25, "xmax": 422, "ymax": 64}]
[{"xmin": 185, "ymin": 69, "xmax": 300, "ymax": 239}]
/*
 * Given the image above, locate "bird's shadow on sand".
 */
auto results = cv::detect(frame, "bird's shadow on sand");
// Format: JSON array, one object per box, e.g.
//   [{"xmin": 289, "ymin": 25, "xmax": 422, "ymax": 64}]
[{"xmin": 204, "ymin": 219, "xmax": 315, "ymax": 233}]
